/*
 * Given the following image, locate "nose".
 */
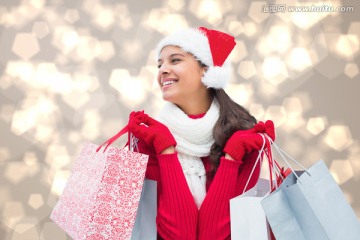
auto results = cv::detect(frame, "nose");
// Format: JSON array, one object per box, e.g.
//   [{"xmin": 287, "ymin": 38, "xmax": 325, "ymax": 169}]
[{"xmin": 158, "ymin": 62, "xmax": 170, "ymax": 76}]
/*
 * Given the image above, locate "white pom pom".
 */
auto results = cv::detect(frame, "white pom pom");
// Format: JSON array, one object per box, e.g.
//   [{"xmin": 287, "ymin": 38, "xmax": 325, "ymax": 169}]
[{"xmin": 201, "ymin": 60, "xmax": 232, "ymax": 89}]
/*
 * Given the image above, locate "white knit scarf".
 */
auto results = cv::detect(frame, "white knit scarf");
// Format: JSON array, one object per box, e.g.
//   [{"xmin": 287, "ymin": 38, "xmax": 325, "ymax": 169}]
[{"xmin": 158, "ymin": 100, "xmax": 219, "ymax": 208}]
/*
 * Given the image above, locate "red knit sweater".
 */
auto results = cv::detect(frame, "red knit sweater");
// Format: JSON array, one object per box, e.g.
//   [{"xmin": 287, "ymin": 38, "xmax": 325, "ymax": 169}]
[
  {"xmin": 136, "ymin": 111, "xmax": 260, "ymax": 239},
  {"xmin": 138, "ymin": 142, "xmax": 260, "ymax": 240}
]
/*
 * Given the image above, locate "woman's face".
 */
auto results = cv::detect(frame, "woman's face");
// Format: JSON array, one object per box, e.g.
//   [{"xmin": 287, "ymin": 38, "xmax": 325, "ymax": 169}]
[{"xmin": 157, "ymin": 45, "xmax": 207, "ymax": 104}]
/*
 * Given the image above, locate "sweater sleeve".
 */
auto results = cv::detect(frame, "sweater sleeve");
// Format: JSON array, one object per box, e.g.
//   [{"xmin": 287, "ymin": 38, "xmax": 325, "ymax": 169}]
[
  {"xmin": 198, "ymin": 151, "xmax": 261, "ymax": 240},
  {"xmin": 156, "ymin": 152, "xmax": 198, "ymax": 240},
  {"xmin": 198, "ymin": 157, "xmax": 242, "ymax": 240}
]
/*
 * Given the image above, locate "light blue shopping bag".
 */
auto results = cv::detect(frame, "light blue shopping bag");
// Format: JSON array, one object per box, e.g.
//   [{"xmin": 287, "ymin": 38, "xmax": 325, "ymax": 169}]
[
  {"xmin": 131, "ymin": 179, "xmax": 157, "ymax": 240},
  {"xmin": 261, "ymin": 158, "xmax": 360, "ymax": 240}
]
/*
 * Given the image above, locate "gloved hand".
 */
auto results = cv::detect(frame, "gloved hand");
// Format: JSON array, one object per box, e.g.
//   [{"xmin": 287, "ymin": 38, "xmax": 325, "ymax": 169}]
[
  {"xmin": 128, "ymin": 111, "xmax": 177, "ymax": 155},
  {"xmin": 253, "ymin": 120, "xmax": 275, "ymax": 142},
  {"xmin": 223, "ymin": 120, "xmax": 275, "ymax": 161}
]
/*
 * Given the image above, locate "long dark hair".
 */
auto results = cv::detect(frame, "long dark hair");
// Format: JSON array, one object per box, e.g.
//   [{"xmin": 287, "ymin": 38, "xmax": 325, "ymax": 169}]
[{"xmin": 208, "ymin": 88, "xmax": 257, "ymax": 179}]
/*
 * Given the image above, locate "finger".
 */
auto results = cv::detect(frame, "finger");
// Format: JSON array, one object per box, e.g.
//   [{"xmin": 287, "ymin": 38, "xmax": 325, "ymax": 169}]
[
  {"xmin": 265, "ymin": 120, "xmax": 275, "ymax": 141},
  {"xmin": 129, "ymin": 115, "xmax": 142, "ymax": 125},
  {"xmin": 242, "ymin": 133, "xmax": 265, "ymax": 152},
  {"xmin": 142, "ymin": 115, "xmax": 160, "ymax": 126},
  {"xmin": 265, "ymin": 120, "xmax": 274, "ymax": 128},
  {"xmin": 130, "ymin": 110, "xmax": 142, "ymax": 118},
  {"xmin": 254, "ymin": 133, "xmax": 266, "ymax": 149},
  {"xmin": 128, "ymin": 124, "xmax": 149, "ymax": 137},
  {"xmin": 128, "ymin": 113, "xmax": 149, "ymax": 130},
  {"xmin": 254, "ymin": 121, "xmax": 265, "ymax": 133},
  {"xmin": 130, "ymin": 111, "xmax": 149, "ymax": 124}
]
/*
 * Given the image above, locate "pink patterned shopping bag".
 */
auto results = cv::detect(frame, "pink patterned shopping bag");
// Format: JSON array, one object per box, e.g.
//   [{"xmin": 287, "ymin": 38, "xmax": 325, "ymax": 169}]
[{"xmin": 50, "ymin": 130, "xmax": 149, "ymax": 240}]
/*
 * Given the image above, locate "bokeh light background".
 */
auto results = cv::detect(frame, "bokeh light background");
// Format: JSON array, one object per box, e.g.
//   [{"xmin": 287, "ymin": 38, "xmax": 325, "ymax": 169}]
[{"xmin": 0, "ymin": 0, "xmax": 359, "ymax": 239}]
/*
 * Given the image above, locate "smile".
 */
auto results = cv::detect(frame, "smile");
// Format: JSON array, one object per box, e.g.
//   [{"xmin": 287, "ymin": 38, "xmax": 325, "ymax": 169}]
[
  {"xmin": 163, "ymin": 80, "xmax": 177, "ymax": 86},
  {"xmin": 162, "ymin": 79, "xmax": 178, "ymax": 87}
]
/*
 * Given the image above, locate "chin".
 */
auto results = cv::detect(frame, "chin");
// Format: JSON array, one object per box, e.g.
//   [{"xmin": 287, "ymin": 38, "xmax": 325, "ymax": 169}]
[
  {"xmin": 162, "ymin": 94, "xmax": 178, "ymax": 104},
  {"xmin": 162, "ymin": 96, "xmax": 174, "ymax": 103}
]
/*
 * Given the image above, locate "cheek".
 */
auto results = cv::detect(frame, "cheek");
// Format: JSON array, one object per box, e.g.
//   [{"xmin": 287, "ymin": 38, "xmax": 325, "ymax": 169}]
[
  {"xmin": 156, "ymin": 72, "xmax": 162, "ymax": 87},
  {"xmin": 186, "ymin": 68, "xmax": 203, "ymax": 87}
]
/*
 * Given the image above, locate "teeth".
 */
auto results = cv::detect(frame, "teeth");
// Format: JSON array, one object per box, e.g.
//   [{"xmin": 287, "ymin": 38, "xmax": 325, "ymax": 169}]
[{"xmin": 163, "ymin": 80, "xmax": 176, "ymax": 86}]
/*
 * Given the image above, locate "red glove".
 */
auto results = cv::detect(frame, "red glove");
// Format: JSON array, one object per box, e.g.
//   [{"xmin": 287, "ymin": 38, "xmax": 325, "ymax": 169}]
[
  {"xmin": 128, "ymin": 111, "xmax": 176, "ymax": 155},
  {"xmin": 223, "ymin": 120, "xmax": 275, "ymax": 161},
  {"xmin": 253, "ymin": 120, "xmax": 275, "ymax": 142}
]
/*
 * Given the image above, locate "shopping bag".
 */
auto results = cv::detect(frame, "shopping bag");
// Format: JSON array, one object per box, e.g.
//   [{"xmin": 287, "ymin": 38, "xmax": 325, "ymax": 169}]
[
  {"xmin": 131, "ymin": 179, "xmax": 157, "ymax": 240},
  {"xmin": 230, "ymin": 133, "xmax": 278, "ymax": 240},
  {"xmin": 230, "ymin": 178, "xmax": 274, "ymax": 240},
  {"xmin": 50, "ymin": 128, "xmax": 150, "ymax": 240},
  {"xmin": 261, "ymin": 153, "xmax": 360, "ymax": 240}
]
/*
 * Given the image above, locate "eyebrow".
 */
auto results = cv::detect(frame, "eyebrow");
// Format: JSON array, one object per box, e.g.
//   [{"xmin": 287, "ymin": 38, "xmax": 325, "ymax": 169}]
[{"xmin": 158, "ymin": 53, "xmax": 185, "ymax": 63}]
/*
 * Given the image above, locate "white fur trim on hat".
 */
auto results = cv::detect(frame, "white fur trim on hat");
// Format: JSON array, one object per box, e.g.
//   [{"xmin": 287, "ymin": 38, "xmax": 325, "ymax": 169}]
[{"xmin": 156, "ymin": 28, "xmax": 213, "ymax": 66}]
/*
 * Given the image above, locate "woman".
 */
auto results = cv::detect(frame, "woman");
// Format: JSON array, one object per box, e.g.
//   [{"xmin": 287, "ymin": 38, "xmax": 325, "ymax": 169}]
[{"xmin": 128, "ymin": 27, "xmax": 275, "ymax": 240}]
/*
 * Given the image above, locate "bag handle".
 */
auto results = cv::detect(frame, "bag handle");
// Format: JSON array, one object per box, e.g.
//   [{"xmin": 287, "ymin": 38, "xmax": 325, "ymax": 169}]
[
  {"xmin": 242, "ymin": 133, "xmax": 283, "ymax": 193},
  {"xmin": 264, "ymin": 134, "xmax": 288, "ymax": 190},
  {"xmin": 242, "ymin": 133, "xmax": 291, "ymax": 194},
  {"xmin": 242, "ymin": 133, "xmax": 267, "ymax": 194},
  {"xmin": 268, "ymin": 138, "xmax": 311, "ymax": 184},
  {"xmin": 96, "ymin": 125, "xmax": 139, "ymax": 153}
]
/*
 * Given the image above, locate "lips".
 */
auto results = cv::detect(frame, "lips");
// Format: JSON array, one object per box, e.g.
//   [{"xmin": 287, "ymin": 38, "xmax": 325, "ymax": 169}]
[
  {"xmin": 163, "ymin": 80, "xmax": 177, "ymax": 86},
  {"xmin": 161, "ymin": 78, "xmax": 178, "ymax": 88}
]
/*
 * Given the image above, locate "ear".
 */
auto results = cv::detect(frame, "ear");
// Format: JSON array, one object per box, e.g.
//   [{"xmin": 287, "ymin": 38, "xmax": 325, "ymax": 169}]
[{"xmin": 202, "ymin": 65, "xmax": 208, "ymax": 75}]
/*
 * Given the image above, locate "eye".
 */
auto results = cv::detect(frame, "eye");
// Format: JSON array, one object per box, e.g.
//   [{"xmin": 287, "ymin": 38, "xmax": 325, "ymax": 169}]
[{"xmin": 171, "ymin": 58, "xmax": 181, "ymax": 63}]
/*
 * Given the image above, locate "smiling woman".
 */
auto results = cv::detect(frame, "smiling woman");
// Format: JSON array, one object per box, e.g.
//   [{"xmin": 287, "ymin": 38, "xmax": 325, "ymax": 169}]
[
  {"xmin": 0, "ymin": 0, "xmax": 359, "ymax": 239},
  {"xmin": 127, "ymin": 26, "xmax": 275, "ymax": 239}
]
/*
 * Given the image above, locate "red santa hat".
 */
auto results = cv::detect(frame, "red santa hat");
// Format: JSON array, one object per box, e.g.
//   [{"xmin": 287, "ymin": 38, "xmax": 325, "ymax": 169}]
[{"xmin": 156, "ymin": 27, "xmax": 236, "ymax": 89}]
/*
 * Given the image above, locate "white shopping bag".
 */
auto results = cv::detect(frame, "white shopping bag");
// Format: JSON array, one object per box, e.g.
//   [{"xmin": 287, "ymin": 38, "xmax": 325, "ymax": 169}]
[
  {"xmin": 230, "ymin": 133, "xmax": 276, "ymax": 240},
  {"xmin": 230, "ymin": 178, "xmax": 274, "ymax": 240}
]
